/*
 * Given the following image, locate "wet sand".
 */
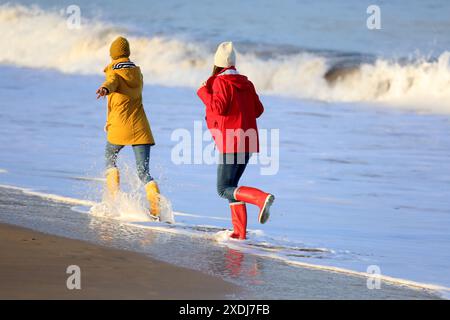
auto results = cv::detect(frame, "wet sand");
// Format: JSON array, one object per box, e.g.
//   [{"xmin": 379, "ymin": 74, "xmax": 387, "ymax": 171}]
[{"xmin": 0, "ymin": 223, "xmax": 238, "ymax": 299}]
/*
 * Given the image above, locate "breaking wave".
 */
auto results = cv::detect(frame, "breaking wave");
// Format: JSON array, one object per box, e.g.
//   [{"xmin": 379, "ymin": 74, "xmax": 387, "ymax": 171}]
[{"xmin": 2, "ymin": 4, "xmax": 450, "ymax": 113}]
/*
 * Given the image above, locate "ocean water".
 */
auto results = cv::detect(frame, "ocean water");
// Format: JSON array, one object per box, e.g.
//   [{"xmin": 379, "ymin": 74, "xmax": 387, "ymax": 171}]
[
  {"xmin": 2, "ymin": 1, "xmax": 450, "ymax": 111},
  {"xmin": 1, "ymin": 1, "xmax": 450, "ymax": 296}
]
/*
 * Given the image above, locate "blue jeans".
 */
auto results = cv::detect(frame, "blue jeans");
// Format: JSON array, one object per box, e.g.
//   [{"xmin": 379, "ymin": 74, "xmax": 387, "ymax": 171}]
[
  {"xmin": 105, "ymin": 142, "xmax": 153, "ymax": 184},
  {"xmin": 217, "ymin": 153, "xmax": 251, "ymax": 203}
]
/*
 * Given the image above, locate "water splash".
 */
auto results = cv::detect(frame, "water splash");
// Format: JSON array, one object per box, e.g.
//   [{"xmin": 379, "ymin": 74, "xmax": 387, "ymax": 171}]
[{"xmin": 89, "ymin": 163, "xmax": 175, "ymax": 223}]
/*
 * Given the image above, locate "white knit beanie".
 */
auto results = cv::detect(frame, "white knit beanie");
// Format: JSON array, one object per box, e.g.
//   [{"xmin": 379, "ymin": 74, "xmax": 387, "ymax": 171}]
[{"xmin": 214, "ymin": 42, "xmax": 236, "ymax": 68}]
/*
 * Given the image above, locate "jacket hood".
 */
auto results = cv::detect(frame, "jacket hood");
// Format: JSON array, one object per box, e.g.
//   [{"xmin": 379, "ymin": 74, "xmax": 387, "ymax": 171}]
[
  {"xmin": 115, "ymin": 67, "xmax": 142, "ymax": 88},
  {"xmin": 104, "ymin": 58, "xmax": 142, "ymax": 89},
  {"xmin": 217, "ymin": 70, "xmax": 252, "ymax": 90}
]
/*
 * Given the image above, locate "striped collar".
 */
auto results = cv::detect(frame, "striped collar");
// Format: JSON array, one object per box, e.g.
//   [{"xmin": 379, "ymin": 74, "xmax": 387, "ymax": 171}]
[{"xmin": 113, "ymin": 61, "xmax": 136, "ymax": 70}]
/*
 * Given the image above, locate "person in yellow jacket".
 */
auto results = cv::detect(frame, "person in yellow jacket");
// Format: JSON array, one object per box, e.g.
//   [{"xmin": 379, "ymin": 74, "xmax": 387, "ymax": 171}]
[{"xmin": 96, "ymin": 36, "xmax": 160, "ymax": 218}]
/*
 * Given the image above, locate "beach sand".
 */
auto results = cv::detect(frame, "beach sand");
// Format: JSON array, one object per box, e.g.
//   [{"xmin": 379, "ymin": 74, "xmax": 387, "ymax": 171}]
[{"xmin": 0, "ymin": 223, "xmax": 238, "ymax": 299}]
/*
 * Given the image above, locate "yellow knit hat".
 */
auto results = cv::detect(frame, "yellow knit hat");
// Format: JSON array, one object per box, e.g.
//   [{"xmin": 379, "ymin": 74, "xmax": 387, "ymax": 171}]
[{"xmin": 110, "ymin": 36, "xmax": 130, "ymax": 60}]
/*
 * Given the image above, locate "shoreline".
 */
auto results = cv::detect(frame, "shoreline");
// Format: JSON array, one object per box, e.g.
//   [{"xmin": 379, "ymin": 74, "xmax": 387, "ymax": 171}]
[
  {"xmin": 0, "ymin": 184, "xmax": 443, "ymax": 299},
  {"xmin": 0, "ymin": 222, "xmax": 238, "ymax": 299}
]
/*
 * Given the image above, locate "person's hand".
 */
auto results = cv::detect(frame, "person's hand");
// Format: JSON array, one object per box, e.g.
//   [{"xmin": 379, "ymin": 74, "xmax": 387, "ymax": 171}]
[{"xmin": 96, "ymin": 87, "xmax": 108, "ymax": 99}]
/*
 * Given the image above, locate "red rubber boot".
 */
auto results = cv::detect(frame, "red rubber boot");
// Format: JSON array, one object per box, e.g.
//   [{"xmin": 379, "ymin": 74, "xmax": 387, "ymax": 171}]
[
  {"xmin": 229, "ymin": 202, "xmax": 248, "ymax": 240},
  {"xmin": 234, "ymin": 186, "xmax": 275, "ymax": 224}
]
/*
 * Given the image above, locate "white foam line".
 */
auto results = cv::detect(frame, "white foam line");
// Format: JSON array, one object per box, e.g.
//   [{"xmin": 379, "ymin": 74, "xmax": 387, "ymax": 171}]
[
  {"xmin": 124, "ymin": 221, "xmax": 212, "ymax": 239},
  {"xmin": 70, "ymin": 206, "xmax": 90, "ymax": 214},
  {"xmin": 0, "ymin": 184, "xmax": 96, "ymax": 207},
  {"xmin": 0, "ymin": 169, "xmax": 7, "ymax": 174},
  {"xmin": 286, "ymin": 259, "xmax": 450, "ymax": 298},
  {"xmin": 173, "ymin": 211, "xmax": 229, "ymax": 221},
  {"xmin": 220, "ymin": 240, "xmax": 450, "ymax": 298},
  {"xmin": 71, "ymin": 176, "xmax": 105, "ymax": 182}
]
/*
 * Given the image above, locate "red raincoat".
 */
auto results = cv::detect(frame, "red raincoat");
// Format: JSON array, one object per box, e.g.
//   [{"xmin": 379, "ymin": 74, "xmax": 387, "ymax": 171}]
[{"xmin": 197, "ymin": 67, "xmax": 264, "ymax": 153}]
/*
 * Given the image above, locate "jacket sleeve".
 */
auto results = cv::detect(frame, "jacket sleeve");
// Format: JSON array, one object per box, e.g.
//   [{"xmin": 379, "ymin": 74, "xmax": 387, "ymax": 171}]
[
  {"xmin": 197, "ymin": 78, "xmax": 231, "ymax": 116},
  {"xmin": 101, "ymin": 69, "xmax": 119, "ymax": 94},
  {"xmin": 251, "ymin": 83, "xmax": 264, "ymax": 118}
]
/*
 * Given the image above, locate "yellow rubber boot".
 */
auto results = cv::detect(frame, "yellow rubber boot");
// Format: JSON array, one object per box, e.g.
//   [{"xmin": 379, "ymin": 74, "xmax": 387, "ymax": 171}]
[
  {"xmin": 105, "ymin": 167, "xmax": 120, "ymax": 199},
  {"xmin": 145, "ymin": 180, "xmax": 160, "ymax": 217}
]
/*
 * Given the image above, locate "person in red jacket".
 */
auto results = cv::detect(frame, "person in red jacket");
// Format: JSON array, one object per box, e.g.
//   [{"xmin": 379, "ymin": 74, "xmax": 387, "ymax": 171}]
[{"xmin": 197, "ymin": 42, "xmax": 275, "ymax": 240}]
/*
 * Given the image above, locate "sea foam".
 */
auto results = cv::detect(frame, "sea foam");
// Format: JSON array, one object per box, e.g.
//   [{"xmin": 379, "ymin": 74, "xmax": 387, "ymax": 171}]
[{"xmin": 2, "ymin": 4, "xmax": 450, "ymax": 113}]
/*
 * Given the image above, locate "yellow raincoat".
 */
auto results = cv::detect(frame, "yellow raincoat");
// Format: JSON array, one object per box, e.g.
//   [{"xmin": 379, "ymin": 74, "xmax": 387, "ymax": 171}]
[{"xmin": 102, "ymin": 57, "xmax": 155, "ymax": 146}]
